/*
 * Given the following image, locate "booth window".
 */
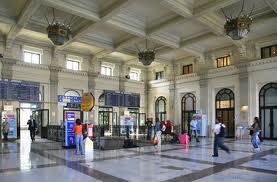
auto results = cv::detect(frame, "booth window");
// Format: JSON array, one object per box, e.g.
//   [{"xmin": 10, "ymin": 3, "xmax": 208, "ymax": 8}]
[
  {"xmin": 183, "ymin": 64, "xmax": 193, "ymax": 75},
  {"xmin": 101, "ymin": 65, "xmax": 112, "ymax": 76},
  {"xmin": 216, "ymin": 55, "xmax": 230, "ymax": 68},
  {"xmin": 24, "ymin": 51, "xmax": 40, "ymax": 64},
  {"xmin": 155, "ymin": 71, "xmax": 164, "ymax": 80},
  {"xmin": 261, "ymin": 45, "xmax": 277, "ymax": 59}
]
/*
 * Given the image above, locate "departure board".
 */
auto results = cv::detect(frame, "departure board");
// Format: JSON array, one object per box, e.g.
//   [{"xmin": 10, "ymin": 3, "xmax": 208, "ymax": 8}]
[
  {"xmin": 0, "ymin": 79, "xmax": 40, "ymax": 102},
  {"xmin": 104, "ymin": 90, "xmax": 140, "ymax": 107}
]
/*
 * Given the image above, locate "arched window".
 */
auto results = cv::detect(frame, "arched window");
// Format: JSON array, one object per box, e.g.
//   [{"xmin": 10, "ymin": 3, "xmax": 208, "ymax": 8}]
[
  {"xmin": 259, "ymin": 83, "xmax": 277, "ymax": 139},
  {"xmin": 99, "ymin": 94, "xmax": 105, "ymax": 106},
  {"xmin": 64, "ymin": 90, "xmax": 80, "ymax": 97},
  {"xmin": 216, "ymin": 88, "xmax": 234, "ymax": 109},
  {"xmin": 181, "ymin": 93, "xmax": 196, "ymax": 132},
  {"xmin": 155, "ymin": 96, "xmax": 166, "ymax": 122},
  {"xmin": 215, "ymin": 88, "xmax": 235, "ymax": 137}
]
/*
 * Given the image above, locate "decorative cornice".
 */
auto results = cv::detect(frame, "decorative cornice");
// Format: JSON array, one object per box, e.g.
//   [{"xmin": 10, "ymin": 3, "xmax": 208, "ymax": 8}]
[
  {"xmin": 48, "ymin": 65, "xmax": 62, "ymax": 72},
  {"xmin": 0, "ymin": 58, "xmax": 17, "ymax": 65},
  {"xmin": 15, "ymin": 61, "xmax": 49, "ymax": 70},
  {"xmin": 97, "ymin": 74, "xmax": 120, "ymax": 81},
  {"xmin": 60, "ymin": 68, "xmax": 88, "ymax": 76}
]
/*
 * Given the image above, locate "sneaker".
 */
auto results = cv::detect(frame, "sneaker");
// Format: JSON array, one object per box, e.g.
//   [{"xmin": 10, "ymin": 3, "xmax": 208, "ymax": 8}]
[{"xmin": 212, "ymin": 155, "xmax": 218, "ymax": 157}]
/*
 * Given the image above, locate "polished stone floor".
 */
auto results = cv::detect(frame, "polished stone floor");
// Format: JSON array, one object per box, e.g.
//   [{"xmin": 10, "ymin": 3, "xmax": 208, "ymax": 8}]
[{"xmin": 0, "ymin": 130, "xmax": 277, "ymax": 182}]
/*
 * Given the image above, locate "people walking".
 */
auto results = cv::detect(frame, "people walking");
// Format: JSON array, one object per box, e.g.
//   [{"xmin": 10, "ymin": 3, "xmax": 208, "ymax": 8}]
[
  {"xmin": 27, "ymin": 115, "xmax": 37, "ymax": 142},
  {"xmin": 212, "ymin": 118, "xmax": 230, "ymax": 157},
  {"xmin": 190, "ymin": 116, "xmax": 200, "ymax": 142},
  {"xmin": 154, "ymin": 118, "xmax": 162, "ymax": 147},
  {"xmin": 2, "ymin": 118, "xmax": 9, "ymax": 141},
  {"xmin": 74, "ymin": 119, "xmax": 84, "ymax": 155},
  {"xmin": 250, "ymin": 117, "xmax": 261, "ymax": 152}
]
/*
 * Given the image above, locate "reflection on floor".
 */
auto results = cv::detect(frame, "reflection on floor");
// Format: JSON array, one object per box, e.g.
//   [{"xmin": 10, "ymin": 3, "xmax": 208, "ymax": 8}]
[{"xmin": 1, "ymin": 131, "xmax": 277, "ymax": 182}]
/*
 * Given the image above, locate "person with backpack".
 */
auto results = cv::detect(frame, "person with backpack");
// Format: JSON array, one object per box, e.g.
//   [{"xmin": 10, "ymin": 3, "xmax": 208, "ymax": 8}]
[
  {"xmin": 250, "ymin": 117, "xmax": 261, "ymax": 152},
  {"xmin": 212, "ymin": 118, "xmax": 230, "ymax": 157}
]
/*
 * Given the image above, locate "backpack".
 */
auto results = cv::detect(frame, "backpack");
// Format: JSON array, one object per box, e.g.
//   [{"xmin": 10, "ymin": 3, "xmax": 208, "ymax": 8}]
[{"xmin": 218, "ymin": 124, "xmax": 225, "ymax": 137}]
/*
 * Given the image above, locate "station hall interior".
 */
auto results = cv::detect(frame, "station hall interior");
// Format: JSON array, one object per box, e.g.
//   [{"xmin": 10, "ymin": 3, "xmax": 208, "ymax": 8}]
[{"xmin": 0, "ymin": 0, "xmax": 277, "ymax": 181}]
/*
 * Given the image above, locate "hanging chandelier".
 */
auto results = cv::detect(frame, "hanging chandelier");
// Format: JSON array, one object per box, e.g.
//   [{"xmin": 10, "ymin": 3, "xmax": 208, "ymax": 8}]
[
  {"xmin": 137, "ymin": 39, "xmax": 155, "ymax": 66},
  {"xmin": 45, "ymin": 9, "xmax": 72, "ymax": 46},
  {"xmin": 222, "ymin": 0, "xmax": 254, "ymax": 40}
]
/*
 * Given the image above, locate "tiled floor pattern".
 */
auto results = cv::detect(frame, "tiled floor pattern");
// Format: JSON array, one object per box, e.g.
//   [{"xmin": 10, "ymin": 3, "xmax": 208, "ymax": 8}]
[{"xmin": 0, "ymin": 130, "xmax": 277, "ymax": 182}]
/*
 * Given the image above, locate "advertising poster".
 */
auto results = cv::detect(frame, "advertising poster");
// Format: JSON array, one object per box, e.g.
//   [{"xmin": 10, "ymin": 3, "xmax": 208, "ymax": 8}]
[
  {"xmin": 64, "ymin": 110, "xmax": 80, "ymax": 147},
  {"xmin": 2, "ymin": 111, "xmax": 17, "ymax": 139}
]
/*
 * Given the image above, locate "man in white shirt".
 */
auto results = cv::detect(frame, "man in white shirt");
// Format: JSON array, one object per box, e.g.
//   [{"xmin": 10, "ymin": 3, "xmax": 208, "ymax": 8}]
[
  {"xmin": 212, "ymin": 118, "xmax": 230, "ymax": 157},
  {"xmin": 190, "ymin": 116, "xmax": 200, "ymax": 142}
]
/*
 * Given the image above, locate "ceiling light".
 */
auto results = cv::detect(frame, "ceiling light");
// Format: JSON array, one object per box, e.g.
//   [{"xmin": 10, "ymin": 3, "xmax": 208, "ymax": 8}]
[
  {"xmin": 222, "ymin": 0, "xmax": 254, "ymax": 40},
  {"xmin": 137, "ymin": 39, "xmax": 155, "ymax": 66},
  {"xmin": 45, "ymin": 8, "xmax": 72, "ymax": 46}
]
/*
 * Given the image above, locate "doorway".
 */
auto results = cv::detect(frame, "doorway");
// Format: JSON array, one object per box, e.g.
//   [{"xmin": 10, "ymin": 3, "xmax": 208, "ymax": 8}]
[
  {"xmin": 99, "ymin": 107, "xmax": 113, "ymax": 135},
  {"xmin": 33, "ymin": 109, "xmax": 49, "ymax": 138},
  {"xmin": 215, "ymin": 88, "xmax": 235, "ymax": 137},
  {"xmin": 16, "ymin": 103, "xmax": 39, "ymax": 139},
  {"xmin": 181, "ymin": 93, "xmax": 196, "ymax": 133},
  {"xmin": 259, "ymin": 83, "xmax": 277, "ymax": 139}
]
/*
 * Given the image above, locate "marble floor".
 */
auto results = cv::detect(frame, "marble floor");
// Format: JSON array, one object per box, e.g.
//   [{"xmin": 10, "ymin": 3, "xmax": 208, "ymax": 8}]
[{"xmin": 0, "ymin": 131, "xmax": 277, "ymax": 182}]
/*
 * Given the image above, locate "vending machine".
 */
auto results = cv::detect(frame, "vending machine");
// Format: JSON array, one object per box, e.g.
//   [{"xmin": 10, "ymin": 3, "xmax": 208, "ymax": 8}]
[
  {"xmin": 63, "ymin": 110, "xmax": 81, "ymax": 147},
  {"xmin": 2, "ymin": 111, "xmax": 17, "ymax": 139}
]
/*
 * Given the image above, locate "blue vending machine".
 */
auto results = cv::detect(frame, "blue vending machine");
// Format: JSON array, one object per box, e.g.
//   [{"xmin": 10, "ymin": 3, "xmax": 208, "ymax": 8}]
[{"xmin": 63, "ymin": 110, "xmax": 81, "ymax": 147}]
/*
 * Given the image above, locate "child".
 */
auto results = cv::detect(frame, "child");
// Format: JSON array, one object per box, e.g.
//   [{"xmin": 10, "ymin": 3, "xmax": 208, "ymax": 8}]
[{"xmin": 179, "ymin": 130, "xmax": 190, "ymax": 145}]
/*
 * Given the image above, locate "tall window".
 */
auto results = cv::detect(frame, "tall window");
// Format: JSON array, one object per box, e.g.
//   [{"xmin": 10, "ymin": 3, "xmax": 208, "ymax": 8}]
[
  {"xmin": 155, "ymin": 96, "xmax": 166, "ymax": 122},
  {"xmin": 261, "ymin": 45, "xmax": 277, "ymax": 59},
  {"xmin": 24, "ymin": 51, "xmax": 40, "ymax": 64},
  {"xmin": 66, "ymin": 59, "xmax": 80, "ymax": 70},
  {"xmin": 101, "ymin": 65, "xmax": 112, "ymax": 76},
  {"xmin": 183, "ymin": 64, "xmax": 193, "ymax": 75},
  {"xmin": 181, "ymin": 93, "xmax": 196, "ymax": 132},
  {"xmin": 129, "ymin": 71, "xmax": 139, "ymax": 81},
  {"xmin": 216, "ymin": 55, "xmax": 230, "ymax": 68},
  {"xmin": 155, "ymin": 71, "xmax": 164, "ymax": 80}
]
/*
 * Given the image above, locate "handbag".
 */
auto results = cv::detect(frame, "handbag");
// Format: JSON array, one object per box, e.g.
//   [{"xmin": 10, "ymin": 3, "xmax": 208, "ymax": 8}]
[{"xmin": 151, "ymin": 136, "xmax": 158, "ymax": 145}]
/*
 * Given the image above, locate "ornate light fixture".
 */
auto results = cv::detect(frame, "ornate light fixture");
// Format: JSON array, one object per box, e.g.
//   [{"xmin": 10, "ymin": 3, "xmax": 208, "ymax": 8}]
[
  {"xmin": 222, "ymin": 0, "xmax": 254, "ymax": 40},
  {"xmin": 45, "ymin": 9, "xmax": 72, "ymax": 46},
  {"xmin": 137, "ymin": 39, "xmax": 155, "ymax": 66}
]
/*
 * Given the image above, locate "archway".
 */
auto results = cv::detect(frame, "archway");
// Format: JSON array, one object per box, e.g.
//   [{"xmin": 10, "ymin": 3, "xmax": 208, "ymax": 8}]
[
  {"xmin": 181, "ymin": 93, "xmax": 196, "ymax": 133},
  {"xmin": 215, "ymin": 88, "xmax": 235, "ymax": 137},
  {"xmin": 259, "ymin": 83, "xmax": 277, "ymax": 139},
  {"xmin": 155, "ymin": 96, "xmax": 166, "ymax": 122}
]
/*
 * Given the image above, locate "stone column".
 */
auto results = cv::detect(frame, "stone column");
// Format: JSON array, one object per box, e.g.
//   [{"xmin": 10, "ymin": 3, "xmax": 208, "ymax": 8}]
[
  {"xmin": 49, "ymin": 65, "xmax": 61, "ymax": 125},
  {"xmin": 87, "ymin": 56, "xmax": 98, "ymax": 124},
  {"xmin": 238, "ymin": 65, "xmax": 249, "ymax": 125}
]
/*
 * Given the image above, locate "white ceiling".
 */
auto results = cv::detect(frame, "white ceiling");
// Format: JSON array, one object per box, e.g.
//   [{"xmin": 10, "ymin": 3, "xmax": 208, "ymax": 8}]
[{"xmin": 0, "ymin": 0, "xmax": 276, "ymax": 65}]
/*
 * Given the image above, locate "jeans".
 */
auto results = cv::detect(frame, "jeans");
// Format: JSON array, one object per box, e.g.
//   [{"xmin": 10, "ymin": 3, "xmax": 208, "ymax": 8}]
[
  {"xmin": 191, "ymin": 130, "xmax": 199, "ymax": 141},
  {"xmin": 251, "ymin": 131, "xmax": 260, "ymax": 149},
  {"xmin": 156, "ymin": 131, "xmax": 162, "ymax": 147},
  {"xmin": 75, "ymin": 134, "xmax": 84, "ymax": 155},
  {"xmin": 213, "ymin": 135, "xmax": 229, "ymax": 156}
]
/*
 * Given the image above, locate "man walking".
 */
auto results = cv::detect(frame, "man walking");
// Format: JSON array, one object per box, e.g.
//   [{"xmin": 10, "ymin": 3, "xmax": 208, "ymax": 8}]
[
  {"xmin": 190, "ymin": 116, "xmax": 200, "ymax": 142},
  {"xmin": 212, "ymin": 118, "xmax": 230, "ymax": 157},
  {"xmin": 27, "ymin": 115, "xmax": 37, "ymax": 141}
]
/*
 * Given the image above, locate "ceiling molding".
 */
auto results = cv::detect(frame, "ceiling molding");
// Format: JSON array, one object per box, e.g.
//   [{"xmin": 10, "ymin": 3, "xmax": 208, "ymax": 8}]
[
  {"xmin": 100, "ymin": 0, "xmax": 131, "ymax": 21},
  {"xmin": 196, "ymin": 12, "xmax": 225, "ymax": 36},
  {"xmin": 6, "ymin": 0, "xmax": 41, "ymax": 48},
  {"xmin": 193, "ymin": 0, "xmax": 241, "ymax": 16},
  {"xmin": 42, "ymin": 0, "xmax": 100, "ymax": 21},
  {"xmin": 115, "ymin": 36, "xmax": 141, "ymax": 49},
  {"xmin": 265, "ymin": 0, "xmax": 277, "ymax": 14},
  {"xmin": 147, "ymin": 15, "xmax": 184, "ymax": 35},
  {"xmin": 57, "ymin": 0, "xmax": 131, "ymax": 50},
  {"xmin": 160, "ymin": 0, "xmax": 194, "ymax": 18}
]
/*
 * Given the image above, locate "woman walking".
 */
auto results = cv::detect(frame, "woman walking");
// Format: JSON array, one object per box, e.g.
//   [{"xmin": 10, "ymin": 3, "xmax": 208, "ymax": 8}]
[
  {"xmin": 250, "ymin": 117, "xmax": 261, "ymax": 152},
  {"xmin": 74, "ymin": 119, "xmax": 84, "ymax": 155}
]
